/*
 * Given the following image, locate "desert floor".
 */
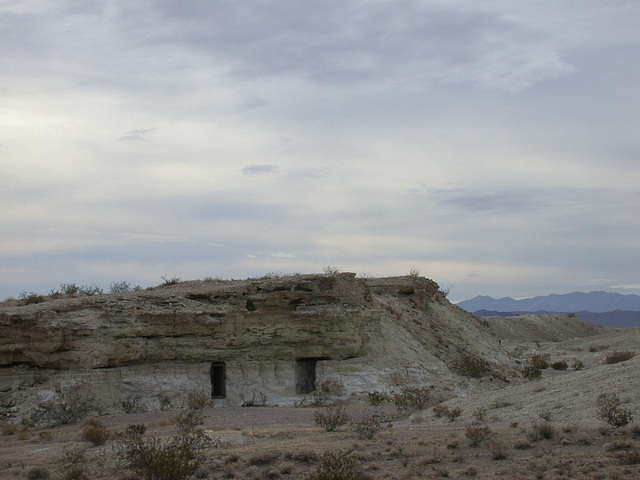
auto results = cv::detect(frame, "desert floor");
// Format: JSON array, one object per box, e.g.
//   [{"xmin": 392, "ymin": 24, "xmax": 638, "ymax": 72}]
[{"xmin": 2, "ymin": 326, "xmax": 640, "ymax": 480}]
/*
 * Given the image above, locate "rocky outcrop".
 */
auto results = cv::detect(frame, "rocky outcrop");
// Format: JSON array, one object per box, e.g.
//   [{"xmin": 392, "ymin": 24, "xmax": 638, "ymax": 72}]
[{"xmin": 0, "ymin": 273, "xmax": 512, "ymax": 424}]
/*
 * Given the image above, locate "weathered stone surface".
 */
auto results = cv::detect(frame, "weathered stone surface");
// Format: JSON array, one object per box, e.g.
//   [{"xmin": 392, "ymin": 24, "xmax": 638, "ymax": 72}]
[{"xmin": 0, "ymin": 273, "xmax": 512, "ymax": 424}]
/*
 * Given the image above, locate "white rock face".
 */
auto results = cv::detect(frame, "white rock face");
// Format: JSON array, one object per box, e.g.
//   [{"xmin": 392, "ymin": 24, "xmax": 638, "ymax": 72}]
[{"xmin": 0, "ymin": 273, "xmax": 512, "ymax": 424}]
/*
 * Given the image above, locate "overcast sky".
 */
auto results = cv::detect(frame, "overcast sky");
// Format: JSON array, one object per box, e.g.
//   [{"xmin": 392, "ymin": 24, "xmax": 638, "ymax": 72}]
[{"xmin": 1, "ymin": 1, "xmax": 639, "ymax": 302}]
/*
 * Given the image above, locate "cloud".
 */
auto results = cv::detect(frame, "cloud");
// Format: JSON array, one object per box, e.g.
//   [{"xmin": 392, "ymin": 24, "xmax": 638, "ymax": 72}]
[
  {"xmin": 611, "ymin": 284, "xmax": 640, "ymax": 290},
  {"xmin": 241, "ymin": 164, "xmax": 279, "ymax": 176},
  {"xmin": 120, "ymin": 128, "xmax": 158, "ymax": 141},
  {"xmin": 145, "ymin": 1, "xmax": 578, "ymax": 92},
  {"xmin": 247, "ymin": 251, "xmax": 296, "ymax": 259},
  {"xmin": 1, "ymin": 1, "xmax": 639, "ymax": 303}
]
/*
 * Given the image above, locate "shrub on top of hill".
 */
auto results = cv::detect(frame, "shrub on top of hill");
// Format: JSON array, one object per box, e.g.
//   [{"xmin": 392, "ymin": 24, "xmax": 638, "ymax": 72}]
[
  {"xmin": 18, "ymin": 291, "xmax": 45, "ymax": 305},
  {"xmin": 160, "ymin": 274, "xmax": 182, "ymax": 285}
]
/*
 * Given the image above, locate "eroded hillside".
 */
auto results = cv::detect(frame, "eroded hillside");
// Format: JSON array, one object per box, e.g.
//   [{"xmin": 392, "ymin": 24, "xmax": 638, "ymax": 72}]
[{"xmin": 2, "ymin": 273, "xmax": 513, "ymax": 424}]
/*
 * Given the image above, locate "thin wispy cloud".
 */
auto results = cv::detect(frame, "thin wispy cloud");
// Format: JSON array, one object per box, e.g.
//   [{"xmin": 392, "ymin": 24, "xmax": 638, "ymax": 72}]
[
  {"xmin": 120, "ymin": 128, "xmax": 158, "ymax": 141},
  {"xmin": 241, "ymin": 164, "xmax": 280, "ymax": 176}
]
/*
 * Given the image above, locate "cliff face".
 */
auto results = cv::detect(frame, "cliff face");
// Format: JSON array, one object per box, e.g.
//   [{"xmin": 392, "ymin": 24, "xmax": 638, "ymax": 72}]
[{"xmin": 0, "ymin": 273, "xmax": 510, "ymax": 424}]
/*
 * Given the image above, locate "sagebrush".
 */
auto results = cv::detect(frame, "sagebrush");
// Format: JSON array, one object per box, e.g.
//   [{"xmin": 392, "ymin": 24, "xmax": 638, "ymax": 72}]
[
  {"xmin": 303, "ymin": 451, "xmax": 370, "ymax": 480},
  {"xmin": 314, "ymin": 406, "xmax": 351, "ymax": 432},
  {"xmin": 116, "ymin": 423, "xmax": 212, "ymax": 480},
  {"xmin": 392, "ymin": 386, "xmax": 432, "ymax": 412},
  {"xmin": 454, "ymin": 354, "xmax": 493, "ymax": 378},
  {"xmin": 597, "ymin": 392, "xmax": 633, "ymax": 428}
]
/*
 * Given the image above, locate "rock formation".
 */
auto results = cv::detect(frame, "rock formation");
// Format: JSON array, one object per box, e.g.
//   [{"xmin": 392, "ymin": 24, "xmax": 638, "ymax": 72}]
[{"xmin": 1, "ymin": 273, "xmax": 512, "ymax": 424}]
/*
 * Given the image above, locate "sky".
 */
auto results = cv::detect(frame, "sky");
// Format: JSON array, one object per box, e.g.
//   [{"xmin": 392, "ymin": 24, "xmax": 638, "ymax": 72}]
[{"xmin": 1, "ymin": 1, "xmax": 639, "ymax": 302}]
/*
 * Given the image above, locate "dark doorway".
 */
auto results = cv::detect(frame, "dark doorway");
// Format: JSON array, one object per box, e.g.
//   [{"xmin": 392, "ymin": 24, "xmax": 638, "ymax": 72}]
[
  {"xmin": 295, "ymin": 358, "xmax": 320, "ymax": 394},
  {"xmin": 210, "ymin": 363, "xmax": 226, "ymax": 398}
]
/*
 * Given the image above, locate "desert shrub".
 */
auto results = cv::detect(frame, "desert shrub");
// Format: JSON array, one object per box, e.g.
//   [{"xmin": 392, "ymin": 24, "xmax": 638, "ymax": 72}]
[
  {"xmin": 618, "ymin": 448, "xmax": 640, "ymax": 465},
  {"xmin": 79, "ymin": 284, "xmax": 103, "ymax": 296},
  {"xmin": 187, "ymin": 390, "xmax": 210, "ymax": 411},
  {"xmin": 175, "ymin": 408, "xmax": 204, "ymax": 434},
  {"xmin": 530, "ymin": 354, "xmax": 550, "ymax": 370},
  {"xmin": 538, "ymin": 411, "xmax": 552, "ymax": 422},
  {"xmin": 604, "ymin": 351, "xmax": 636, "ymax": 364},
  {"xmin": 366, "ymin": 391, "xmax": 387, "ymax": 406},
  {"xmin": 514, "ymin": 440, "xmax": 532, "ymax": 450},
  {"xmin": 322, "ymin": 266, "xmax": 340, "ymax": 275},
  {"xmin": 350, "ymin": 410, "xmax": 384, "ymax": 440},
  {"xmin": 472, "ymin": 407, "xmax": 487, "ymax": 422},
  {"xmin": 465, "ymin": 423, "xmax": 491, "ymax": 447},
  {"xmin": 109, "ymin": 281, "xmax": 133, "ymax": 293},
  {"xmin": 160, "ymin": 274, "xmax": 182, "ymax": 285},
  {"xmin": 310, "ymin": 390, "xmax": 327, "ymax": 407},
  {"xmin": 589, "ymin": 344, "xmax": 609, "ymax": 352},
  {"xmin": 18, "ymin": 429, "xmax": 30, "ymax": 440},
  {"xmin": 82, "ymin": 418, "xmax": 110, "ymax": 446},
  {"xmin": 58, "ymin": 447, "xmax": 88, "ymax": 480},
  {"xmin": 522, "ymin": 365, "xmax": 542, "ymax": 380},
  {"xmin": 462, "ymin": 466, "xmax": 478, "ymax": 477},
  {"xmin": 303, "ymin": 451, "xmax": 369, "ymax": 480},
  {"xmin": 527, "ymin": 422, "xmax": 556, "ymax": 441},
  {"xmin": 2, "ymin": 423, "xmax": 18, "ymax": 435},
  {"xmin": 35, "ymin": 386, "xmax": 95, "ymax": 425},
  {"xmin": 596, "ymin": 392, "xmax": 633, "ymax": 428},
  {"xmin": 433, "ymin": 404, "xmax": 463, "ymax": 422},
  {"xmin": 445, "ymin": 406, "xmax": 463, "ymax": 422},
  {"xmin": 19, "ymin": 291, "xmax": 45, "ymax": 304},
  {"xmin": 433, "ymin": 404, "xmax": 447, "ymax": 418},
  {"xmin": 411, "ymin": 448, "xmax": 444, "ymax": 475},
  {"xmin": 572, "ymin": 360, "xmax": 585, "ymax": 370},
  {"xmin": 608, "ymin": 439, "xmax": 634, "ymax": 451},
  {"xmin": 59, "ymin": 283, "xmax": 80, "ymax": 295},
  {"xmin": 241, "ymin": 391, "xmax": 268, "ymax": 407},
  {"xmin": 314, "ymin": 406, "xmax": 351, "ymax": 432},
  {"xmin": 39, "ymin": 431, "xmax": 54, "ymax": 441},
  {"xmin": 26, "ymin": 467, "xmax": 51, "ymax": 480},
  {"xmin": 550, "ymin": 360, "xmax": 568, "ymax": 370},
  {"xmin": 285, "ymin": 450, "xmax": 318, "ymax": 464},
  {"xmin": 454, "ymin": 354, "xmax": 493, "ymax": 378},
  {"xmin": 488, "ymin": 439, "xmax": 509, "ymax": 460},
  {"xmin": 562, "ymin": 421, "xmax": 580, "ymax": 433},
  {"xmin": 116, "ymin": 423, "xmax": 212, "ymax": 480},
  {"xmin": 121, "ymin": 395, "xmax": 147, "ymax": 414},
  {"xmin": 392, "ymin": 386, "xmax": 432, "ymax": 412},
  {"xmin": 248, "ymin": 453, "xmax": 280, "ymax": 466}
]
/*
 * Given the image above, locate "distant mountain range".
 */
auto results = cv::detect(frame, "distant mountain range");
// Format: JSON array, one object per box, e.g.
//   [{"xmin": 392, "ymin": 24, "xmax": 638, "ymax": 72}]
[{"xmin": 457, "ymin": 291, "xmax": 640, "ymax": 328}]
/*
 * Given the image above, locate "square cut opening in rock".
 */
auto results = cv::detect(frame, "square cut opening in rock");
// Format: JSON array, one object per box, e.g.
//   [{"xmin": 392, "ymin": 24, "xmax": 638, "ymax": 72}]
[{"xmin": 210, "ymin": 362, "xmax": 226, "ymax": 398}]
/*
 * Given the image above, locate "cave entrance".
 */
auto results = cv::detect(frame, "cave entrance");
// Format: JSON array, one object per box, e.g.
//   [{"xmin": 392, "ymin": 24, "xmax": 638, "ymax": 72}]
[
  {"xmin": 210, "ymin": 363, "xmax": 226, "ymax": 399},
  {"xmin": 295, "ymin": 357, "xmax": 326, "ymax": 394}
]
